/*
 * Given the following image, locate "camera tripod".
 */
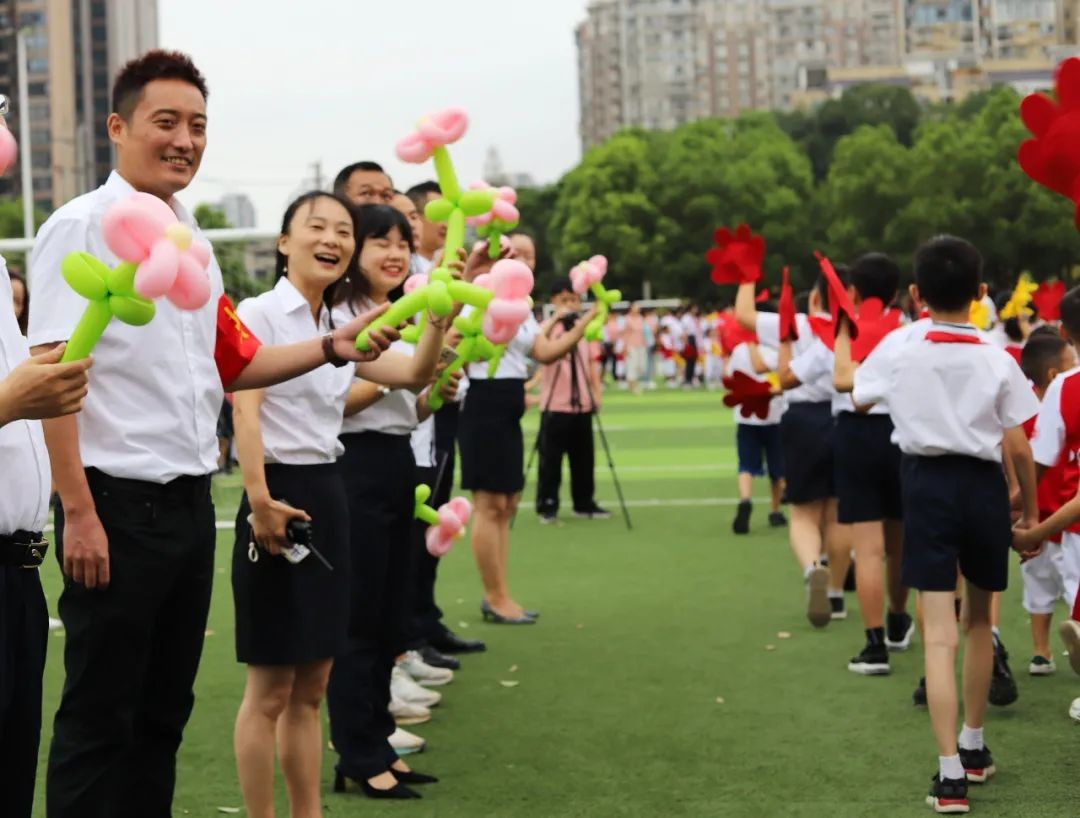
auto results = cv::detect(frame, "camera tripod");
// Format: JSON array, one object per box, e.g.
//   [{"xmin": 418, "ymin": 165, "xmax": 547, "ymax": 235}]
[{"xmin": 516, "ymin": 341, "xmax": 632, "ymax": 531}]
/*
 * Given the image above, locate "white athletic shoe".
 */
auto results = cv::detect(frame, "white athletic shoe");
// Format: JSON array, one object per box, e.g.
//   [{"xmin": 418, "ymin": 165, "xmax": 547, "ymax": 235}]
[
  {"xmin": 1029, "ymin": 656, "xmax": 1056, "ymax": 676},
  {"xmin": 391, "ymin": 666, "xmax": 442, "ymax": 708},
  {"xmin": 1060, "ymin": 619, "xmax": 1080, "ymax": 676},
  {"xmin": 390, "ymin": 727, "xmax": 426, "ymax": 755},
  {"xmin": 806, "ymin": 565, "xmax": 830, "ymax": 629},
  {"xmin": 398, "ymin": 650, "xmax": 454, "ymax": 687},
  {"xmin": 1069, "ymin": 697, "xmax": 1080, "ymax": 724},
  {"xmin": 388, "ymin": 696, "xmax": 431, "ymax": 726}
]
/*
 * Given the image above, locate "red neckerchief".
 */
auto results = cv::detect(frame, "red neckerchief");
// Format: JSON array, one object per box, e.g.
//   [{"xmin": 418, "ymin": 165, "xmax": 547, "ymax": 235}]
[{"xmin": 924, "ymin": 326, "xmax": 983, "ymax": 345}]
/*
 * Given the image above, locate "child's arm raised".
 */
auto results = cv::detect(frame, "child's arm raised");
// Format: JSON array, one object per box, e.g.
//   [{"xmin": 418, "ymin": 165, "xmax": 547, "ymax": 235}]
[{"xmin": 734, "ymin": 281, "xmax": 758, "ymax": 332}]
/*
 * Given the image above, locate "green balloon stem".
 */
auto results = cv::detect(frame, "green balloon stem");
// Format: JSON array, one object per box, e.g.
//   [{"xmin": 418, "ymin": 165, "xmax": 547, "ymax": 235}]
[
  {"xmin": 447, "ymin": 281, "xmax": 492, "ymax": 309},
  {"xmin": 444, "ymin": 209, "xmax": 465, "ymax": 266},
  {"xmin": 61, "ymin": 300, "xmax": 113, "ymax": 362},
  {"xmin": 432, "ymin": 146, "xmax": 461, "ymax": 204},
  {"xmin": 487, "ymin": 345, "xmax": 506, "ymax": 378},
  {"xmin": 356, "ymin": 290, "xmax": 430, "ymax": 350}
]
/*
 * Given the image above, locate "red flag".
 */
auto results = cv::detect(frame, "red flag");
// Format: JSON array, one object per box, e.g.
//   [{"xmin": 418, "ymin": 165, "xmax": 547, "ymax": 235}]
[
  {"xmin": 706, "ymin": 224, "xmax": 765, "ymax": 285},
  {"xmin": 215, "ymin": 294, "xmax": 262, "ymax": 388},
  {"xmin": 778, "ymin": 267, "xmax": 798, "ymax": 342},
  {"xmin": 722, "ymin": 371, "xmax": 774, "ymax": 420},
  {"xmin": 849, "ymin": 298, "xmax": 903, "ymax": 362},
  {"xmin": 1032, "ymin": 279, "xmax": 1066, "ymax": 321},
  {"xmin": 815, "ymin": 252, "xmax": 859, "ymax": 340}
]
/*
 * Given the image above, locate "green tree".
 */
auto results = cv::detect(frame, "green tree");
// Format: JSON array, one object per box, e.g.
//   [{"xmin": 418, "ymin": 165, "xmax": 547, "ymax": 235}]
[
  {"xmin": 0, "ymin": 199, "xmax": 49, "ymax": 274},
  {"xmin": 514, "ymin": 183, "xmax": 559, "ymax": 292},
  {"xmin": 193, "ymin": 203, "xmax": 266, "ymax": 302}
]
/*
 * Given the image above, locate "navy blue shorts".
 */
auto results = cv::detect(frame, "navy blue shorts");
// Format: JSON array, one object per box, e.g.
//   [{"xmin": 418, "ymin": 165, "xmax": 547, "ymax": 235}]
[
  {"xmin": 736, "ymin": 424, "xmax": 784, "ymax": 481},
  {"xmin": 901, "ymin": 455, "xmax": 1011, "ymax": 593},
  {"xmin": 780, "ymin": 401, "xmax": 835, "ymax": 504},
  {"xmin": 834, "ymin": 413, "xmax": 902, "ymax": 523}
]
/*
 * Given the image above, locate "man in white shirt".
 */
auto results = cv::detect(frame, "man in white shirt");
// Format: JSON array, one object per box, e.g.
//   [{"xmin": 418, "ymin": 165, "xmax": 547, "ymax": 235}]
[
  {"xmin": 0, "ymin": 105, "xmax": 92, "ymax": 818},
  {"xmin": 28, "ymin": 51, "xmax": 395, "ymax": 818}
]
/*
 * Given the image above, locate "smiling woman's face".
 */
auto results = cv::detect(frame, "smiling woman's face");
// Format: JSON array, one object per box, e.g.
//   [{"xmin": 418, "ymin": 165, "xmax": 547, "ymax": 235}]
[
  {"xmin": 359, "ymin": 225, "xmax": 411, "ymax": 298},
  {"xmin": 277, "ymin": 197, "xmax": 356, "ymax": 291}
]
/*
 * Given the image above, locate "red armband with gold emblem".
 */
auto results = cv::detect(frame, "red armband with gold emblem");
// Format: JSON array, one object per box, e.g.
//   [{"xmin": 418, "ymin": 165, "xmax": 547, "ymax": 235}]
[{"xmin": 215, "ymin": 294, "xmax": 262, "ymax": 388}]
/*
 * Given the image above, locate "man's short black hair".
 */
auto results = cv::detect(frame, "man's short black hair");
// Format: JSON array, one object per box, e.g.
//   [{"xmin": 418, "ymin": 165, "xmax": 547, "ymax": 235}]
[
  {"xmin": 1059, "ymin": 286, "xmax": 1080, "ymax": 341},
  {"xmin": 112, "ymin": 50, "xmax": 208, "ymax": 121},
  {"xmin": 850, "ymin": 252, "xmax": 900, "ymax": 304},
  {"xmin": 405, "ymin": 181, "xmax": 441, "ymax": 212},
  {"xmin": 1021, "ymin": 331, "xmax": 1069, "ymax": 389},
  {"xmin": 913, "ymin": 236, "xmax": 982, "ymax": 313},
  {"xmin": 332, "ymin": 162, "xmax": 391, "ymax": 197},
  {"xmin": 550, "ymin": 277, "xmax": 574, "ymax": 297}
]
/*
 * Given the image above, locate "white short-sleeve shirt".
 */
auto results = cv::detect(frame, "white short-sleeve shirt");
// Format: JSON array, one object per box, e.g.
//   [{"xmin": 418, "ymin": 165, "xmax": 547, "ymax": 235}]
[
  {"xmin": 332, "ymin": 301, "xmax": 419, "ymax": 436},
  {"xmin": 236, "ymin": 278, "xmax": 354, "ymax": 464},
  {"xmin": 727, "ymin": 342, "xmax": 786, "ymax": 426},
  {"xmin": 755, "ymin": 312, "xmax": 832, "ymax": 404},
  {"xmin": 0, "ymin": 255, "xmax": 51, "ymax": 533},
  {"xmin": 853, "ymin": 321, "xmax": 1038, "ymax": 462},
  {"xmin": 466, "ymin": 312, "xmax": 540, "ymax": 381},
  {"xmin": 411, "ymin": 415, "xmax": 436, "ymax": 468},
  {"xmin": 27, "ymin": 172, "xmax": 226, "ymax": 483}
]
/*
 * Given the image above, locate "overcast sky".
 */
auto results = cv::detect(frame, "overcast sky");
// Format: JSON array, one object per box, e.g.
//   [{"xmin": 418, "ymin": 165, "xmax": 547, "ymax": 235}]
[{"xmin": 159, "ymin": 0, "xmax": 590, "ymax": 229}]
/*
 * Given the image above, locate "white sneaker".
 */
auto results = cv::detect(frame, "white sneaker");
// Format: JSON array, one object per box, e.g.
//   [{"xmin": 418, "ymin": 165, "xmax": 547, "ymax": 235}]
[
  {"xmin": 398, "ymin": 650, "xmax": 454, "ymax": 687},
  {"xmin": 1029, "ymin": 656, "xmax": 1057, "ymax": 676},
  {"xmin": 391, "ymin": 666, "xmax": 441, "ymax": 708},
  {"xmin": 1069, "ymin": 696, "xmax": 1080, "ymax": 723},
  {"xmin": 1060, "ymin": 619, "xmax": 1080, "ymax": 676},
  {"xmin": 388, "ymin": 696, "xmax": 431, "ymax": 726},
  {"xmin": 389, "ymin": 727, "xmax": 426, "ymax": 755}
]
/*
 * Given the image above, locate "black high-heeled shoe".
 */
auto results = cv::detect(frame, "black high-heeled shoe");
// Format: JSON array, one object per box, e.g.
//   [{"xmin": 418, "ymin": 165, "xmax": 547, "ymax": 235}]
[
  {"xmin": 333, "ymin": 770, "xmax": 422, "ymax": 799},
  {"xmin": 480, "ymin": 600, "xmax": 536, "ymax": 624},
  {"xmin": 390, "ymin": 767, "xmax": 439, "ymax": 784}
]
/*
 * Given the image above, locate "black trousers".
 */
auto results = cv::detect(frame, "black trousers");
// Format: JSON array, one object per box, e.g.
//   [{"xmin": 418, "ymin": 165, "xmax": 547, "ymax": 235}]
[
  {"xmin": 406, "ymin": 463, "xmax": 444, "ymax": 649},
  {"xmin": 327, "ymin": 433, "xmax": 415, "ymax": 780},
  {"xmin": 0, "ymin": 563, "xmax": 48, "ymax": 818},
  {"xmin": 536, "ymin": 411, "xmax": 595, "ymax": 515},
  {"xmin": 48, "ymin": 469, "xmax": 215, "ymax": 818}
]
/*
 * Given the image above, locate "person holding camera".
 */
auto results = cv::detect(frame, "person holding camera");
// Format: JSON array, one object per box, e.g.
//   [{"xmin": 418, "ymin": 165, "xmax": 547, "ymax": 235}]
[
  {"xmin": 535, "ymin": 278, "xmax": 609, "ymax": 523},
  {"xmin": 230, "ymin": 192, "xmax": 440, "ymax": 817}
]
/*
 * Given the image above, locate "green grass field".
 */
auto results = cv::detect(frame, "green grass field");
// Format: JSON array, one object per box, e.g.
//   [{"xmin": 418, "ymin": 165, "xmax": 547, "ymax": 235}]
[{"xmin": 32, "ymin": 389, "xmax": 1080, "ymax": 817}]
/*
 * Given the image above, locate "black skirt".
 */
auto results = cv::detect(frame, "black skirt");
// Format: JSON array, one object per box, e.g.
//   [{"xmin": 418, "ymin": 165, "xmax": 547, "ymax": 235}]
[
  {"xmin": 459, "ymin": 378, "xmax": 526, "ymax": 493},
  {"xmin": 233, "ymin": 462, "xmax": 349, "ymax": 665}
]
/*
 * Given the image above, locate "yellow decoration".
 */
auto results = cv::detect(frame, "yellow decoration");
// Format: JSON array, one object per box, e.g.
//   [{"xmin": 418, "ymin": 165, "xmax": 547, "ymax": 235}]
[
  {"xmin": 999, "ymin": 273, "xmax": 1039, "ymax": 321},
  {"xmin": 765, "ymin": 372, "xmax": 781, "ymax": 391},
  {"xmin": 969, "ymin": 299, "xmax": 992, "ymax": 331}
]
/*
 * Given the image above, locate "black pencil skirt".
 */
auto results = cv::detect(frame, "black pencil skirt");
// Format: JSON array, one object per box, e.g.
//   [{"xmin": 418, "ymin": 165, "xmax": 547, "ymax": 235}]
[{"xmin": 459, "ymin": 378, "xmax": 526, "ymax": 493}]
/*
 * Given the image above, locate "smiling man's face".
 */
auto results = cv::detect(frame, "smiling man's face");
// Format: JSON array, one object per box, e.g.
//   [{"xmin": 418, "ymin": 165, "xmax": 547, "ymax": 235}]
[{"xmin": 109, "ymin": 78, "xmax": 207, "ymax": 200}]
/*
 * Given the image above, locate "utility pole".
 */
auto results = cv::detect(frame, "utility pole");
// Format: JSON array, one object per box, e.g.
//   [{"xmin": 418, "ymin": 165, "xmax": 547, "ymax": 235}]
[
  {"xmin": 17, "ymin": 28, "xmax": 32, "ymax": 239},
  {"xmin": 312, "ymin": 160, "xmax": 324, "ymax": 190}
]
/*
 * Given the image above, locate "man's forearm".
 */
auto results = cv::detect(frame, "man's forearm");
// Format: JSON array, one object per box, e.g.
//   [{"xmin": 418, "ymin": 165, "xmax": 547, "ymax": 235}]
[{"xmin": 42, "ymin": 414, "xmax": 95, "ymax": 515}]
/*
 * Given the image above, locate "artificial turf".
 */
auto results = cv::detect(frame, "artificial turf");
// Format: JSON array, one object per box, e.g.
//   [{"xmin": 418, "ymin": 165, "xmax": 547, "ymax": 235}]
[{"xmin": 32, "ymin": 389, "xmax": 1080, "ymax": 816}]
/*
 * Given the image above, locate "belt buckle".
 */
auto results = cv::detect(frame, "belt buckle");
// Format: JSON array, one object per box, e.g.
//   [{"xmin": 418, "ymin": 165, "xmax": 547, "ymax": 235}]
[{"xmin": 18, "ymin": 538, "xmax": 48, "ymax": 569}]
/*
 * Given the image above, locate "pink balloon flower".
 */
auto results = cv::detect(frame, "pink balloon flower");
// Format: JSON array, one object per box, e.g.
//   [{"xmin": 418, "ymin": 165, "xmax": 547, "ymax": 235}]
[
  {"xmin": 426, "ymin": 497, "xmax": 473, "ymax": 557},
  {"xmin": 0, "ymin": 126, "xmax": 16, "ymax": 177},
  {"xmin": 570, "ymin": 255, "xmax": 607, "ymax": 295},
  {"xmin": 466, "ymin": 182, "xmax": 520, "ymax": 228},
  {"xmin": 404, "ymin": 273, "xmax": 429, "ymax": 293},
  {"xmin": 101, "ymin": 193, "xmax": 212, "ymax": 310},
  {"xmin": 396, "ymin": 108, "xmax": 469, "ymax": 164},
  {"xmin": 480, "ymin": 259, "xmax": 534, "ymax": 345}
]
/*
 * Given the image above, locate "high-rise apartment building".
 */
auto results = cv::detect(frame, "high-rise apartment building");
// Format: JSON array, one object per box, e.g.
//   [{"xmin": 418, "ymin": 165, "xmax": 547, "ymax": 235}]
[
  {"xmin": 576, "ymin": 0, "xmax": 1080, "ymax": 150},
  {"xmin": 0, "ymin": 0, "xmax": 156, "ymax": 214}
]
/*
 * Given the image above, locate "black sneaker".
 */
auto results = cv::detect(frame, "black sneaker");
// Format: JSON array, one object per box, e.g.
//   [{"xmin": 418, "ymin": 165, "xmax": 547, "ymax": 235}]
[
  {"xmin": 959, "ymin": 745, "xmax": 996, "ymax": 784},
  {"xmin": 573, "ymin": 504, "xmax": 612, "ymax": 520},
  {"xmin": 926, "ymin": 774, "xmax": 969, "ymax": 814},
  {"xmin": 829, "ymin": 596, "xmax": 847, "ymax": 620},
  {"xmin": 848, "ymin": 643, "xmax": 890, "ymax": 675},
  {"xmin": 768, "ymin": 511, "xmax": 788, "ymax": 528},
  {"xmin": 989, "ymin": 633, "xmax": 1018, "ymax": 707},
  {"xmin": 886, "ymin": 612, "xmax": 915, "ymax": 651},
  {"xmin": 732, "ymin": 500, "xmax": 752, "ymax": 534}
]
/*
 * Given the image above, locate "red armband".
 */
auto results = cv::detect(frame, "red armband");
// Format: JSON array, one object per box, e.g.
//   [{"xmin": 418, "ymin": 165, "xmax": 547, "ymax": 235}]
[{"xmin": 215, "ymin": 294, "xmax": 262, "ymax": 388}]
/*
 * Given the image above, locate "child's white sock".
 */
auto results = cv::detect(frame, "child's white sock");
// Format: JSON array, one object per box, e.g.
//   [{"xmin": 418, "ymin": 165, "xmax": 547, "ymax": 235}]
[
  {"xmin": 958, "ymin": 725, "xmax": 984, "ymax": 751},
  {"xmin": 939, "ymin": 754, "xmax": 964, "ymax": 782},
  {"xmin": 828, "ymin": 589, "xmax": 844, "ymax": 599},
  {"xmin": 991, "ymin": 626, "xmax": 1001, "ymax": 640}
]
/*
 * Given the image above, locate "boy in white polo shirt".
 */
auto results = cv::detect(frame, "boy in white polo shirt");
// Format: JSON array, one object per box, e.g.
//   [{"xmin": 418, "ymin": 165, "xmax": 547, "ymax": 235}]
[{"xmin": 842, "ymin": 236, "xmax": 1040, "ymax": 814}]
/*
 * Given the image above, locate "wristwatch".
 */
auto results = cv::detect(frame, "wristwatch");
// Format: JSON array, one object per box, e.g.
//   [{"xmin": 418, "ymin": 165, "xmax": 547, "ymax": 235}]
[{"xmin": 321, "ymin": 332, "xmax": 348, "ymax": 367}]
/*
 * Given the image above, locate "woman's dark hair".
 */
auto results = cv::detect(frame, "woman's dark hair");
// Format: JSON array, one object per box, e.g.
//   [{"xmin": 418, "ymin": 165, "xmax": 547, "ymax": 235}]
[
  {"xmin": 9, "ymin": 269, "xmax": 27, "ymax": 335},
  {"xmin": 112, "ymin": 49, "xmax": 208, "ymax": 120},
  {"xmin": 333, "ymin": 204, "xmax": 415, "ymax": 312}
]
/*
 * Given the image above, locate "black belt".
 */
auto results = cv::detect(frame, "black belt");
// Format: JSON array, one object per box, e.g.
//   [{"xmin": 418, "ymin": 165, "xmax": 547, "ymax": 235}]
[{"xmin": 0, "ymin": 531, "xmax": 48, "ymax": 568}]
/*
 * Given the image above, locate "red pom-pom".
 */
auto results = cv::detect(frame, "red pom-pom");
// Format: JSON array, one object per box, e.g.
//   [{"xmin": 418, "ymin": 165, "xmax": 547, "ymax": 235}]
[
  {"xmin": 1032, "ymin": 279, "xmax": 1066, "ymax": 322},
  {"xmin": 722, "ymin": 371, "xmax": 774, "ymax": 420},
  {"xmin": 1018, "ymin": 58, "xmax": 1080, "ymax": 228},
  {"xmin": 706, "ymin": 224, "xmax": 765, "ymax": 285}
]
